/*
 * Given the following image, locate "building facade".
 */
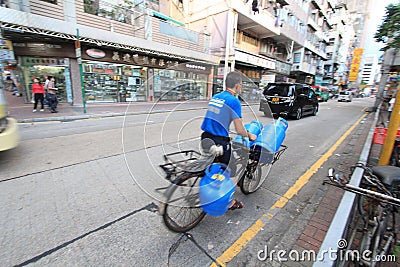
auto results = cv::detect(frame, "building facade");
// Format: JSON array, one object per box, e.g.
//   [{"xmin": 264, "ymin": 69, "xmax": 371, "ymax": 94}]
[
  {"xmin": 361, "ymin": 54, "xmax": 379, "ymax": 85},
  {"xmin": 1, "ymin": 0, "xmax": 369, "ymax": 105},
  {"xmin": 0, "ymin": 0, "xmax": 219, "ymax": 105}
]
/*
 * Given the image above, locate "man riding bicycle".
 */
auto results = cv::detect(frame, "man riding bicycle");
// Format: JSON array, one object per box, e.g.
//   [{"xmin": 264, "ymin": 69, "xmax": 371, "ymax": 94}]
[{"xmin": 200, "ymin": 71, "xmax": 257, "ymax": 210}]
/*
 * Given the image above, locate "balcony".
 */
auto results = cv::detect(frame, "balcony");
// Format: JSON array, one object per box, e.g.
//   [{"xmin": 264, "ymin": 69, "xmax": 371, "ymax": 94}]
[
  {"xmin": 291, "ymin": 62, "xmax": 316, "ymax": 75},
  {"xmin": 230, "ymin": 0, "xmax": 280, "ymax": 38},
  {"xmin": 307, "ymin": 17, "xmax": 319, "ymax": 31},
  {"xmin": 304, "ymin": 40, "xmax": 327, "ymax": 59}
]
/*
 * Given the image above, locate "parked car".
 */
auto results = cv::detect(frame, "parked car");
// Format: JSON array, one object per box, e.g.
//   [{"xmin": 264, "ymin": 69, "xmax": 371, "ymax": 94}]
[
  {"xmin": 337, "ymin": 91, "xmax": 353, "ymax": 102},
  {"xmin": 259, "ymin": 82, "xmax": 319, "ymax": 120},
  {"xmin": 0, "ymin": 88, "xmax": 19, "ymax": 151}
]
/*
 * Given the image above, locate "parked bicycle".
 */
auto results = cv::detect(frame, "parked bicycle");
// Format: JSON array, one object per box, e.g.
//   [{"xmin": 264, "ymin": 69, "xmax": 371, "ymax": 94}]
[
  {"xmin": 157, "ymin": 133, "xmax": 287, "ymax": 233},
  {"xmin": 324, "ymin": 163, "xmax": 400, "ymax": 266},
  {"xmin": 390, "ymin": 138, "xmax": 400, "ymax": 167}
]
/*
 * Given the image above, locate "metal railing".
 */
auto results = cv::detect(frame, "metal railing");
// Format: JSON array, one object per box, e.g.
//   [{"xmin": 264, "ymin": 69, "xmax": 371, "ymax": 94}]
[{"xmin": 313, "ymin": 107, "xmax": 380, "ymax": 267}]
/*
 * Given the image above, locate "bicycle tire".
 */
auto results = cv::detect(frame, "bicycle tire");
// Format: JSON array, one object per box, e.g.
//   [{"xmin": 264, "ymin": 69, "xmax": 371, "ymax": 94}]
[
  {"xmin": 358, "ymin": 194, "xmax": 394, "ymax": 266},
  {"xmin": 162, "ymin": 172, "xmax": 206, "ymax": 232},
  {"xmin": 239, "ymin": 162, "xmax": 272, "ymax": 195},
  {"xmin": 357, "ymin": 193, "xmax": 380, "ymax": 224}
]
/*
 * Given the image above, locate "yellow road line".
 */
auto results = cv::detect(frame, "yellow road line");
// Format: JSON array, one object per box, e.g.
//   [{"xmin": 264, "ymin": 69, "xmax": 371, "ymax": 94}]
[{"xmin": 211, "ymin": 113, "xmax": 367, "ymax": 266}]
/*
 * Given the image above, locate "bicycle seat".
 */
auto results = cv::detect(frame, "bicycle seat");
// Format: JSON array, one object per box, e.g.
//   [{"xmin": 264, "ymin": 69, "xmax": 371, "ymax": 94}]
[{"xmin": 372, "ymin": 166, "xmax": 400, "ymax": 186}]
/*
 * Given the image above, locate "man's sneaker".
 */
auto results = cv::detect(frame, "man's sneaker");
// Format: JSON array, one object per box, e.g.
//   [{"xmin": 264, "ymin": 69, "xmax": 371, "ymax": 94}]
[
  {"xmin": 33, "ymin": 109, "xmax": 37, "ymax": 113},
  {"xmin": 40, "ymin": 109, "xmax": 44, "ymax": 112}
]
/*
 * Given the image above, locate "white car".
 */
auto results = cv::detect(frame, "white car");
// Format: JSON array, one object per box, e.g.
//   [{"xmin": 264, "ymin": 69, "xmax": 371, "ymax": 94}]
[{"xmin": 338, "ymin": 91, "xmax": 353, "ymax": 102}]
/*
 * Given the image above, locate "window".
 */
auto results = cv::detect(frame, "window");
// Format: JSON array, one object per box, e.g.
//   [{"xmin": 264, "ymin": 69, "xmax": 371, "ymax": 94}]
[
  {"xmin": 242, "ymin": 32, "xmax": 258, "ymax": 46},
  {"xmin": 84, "ymin": 0, "xmax": 133, "ymax": 24},
  {"xmin": 40, "ymin": 0, "xmax": 57, "ymax": 3}
]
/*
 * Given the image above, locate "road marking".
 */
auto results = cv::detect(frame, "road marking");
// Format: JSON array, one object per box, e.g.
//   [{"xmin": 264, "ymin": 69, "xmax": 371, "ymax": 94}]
[{"xmin": 210, "ymin": 113, "xmax": 368, "ymax": 267}]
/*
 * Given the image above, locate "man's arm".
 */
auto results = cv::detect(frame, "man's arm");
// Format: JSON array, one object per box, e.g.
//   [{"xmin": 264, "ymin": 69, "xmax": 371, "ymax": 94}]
[{"xmin": 233, "ymin": 118, "xmax": 257, "ymax": 141}]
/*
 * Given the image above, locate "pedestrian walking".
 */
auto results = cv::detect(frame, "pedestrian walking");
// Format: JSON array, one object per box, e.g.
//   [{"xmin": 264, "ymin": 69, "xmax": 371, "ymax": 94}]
[
  {"xmin": 45, "ymin": 76, "xmax": 58, "ymax": 113},
  {"xmin": 388, "ymin": 97, "xmax": 396, "ymax": 122},
  {"xmin": 31, "ymin": 78, "xmax": 45, "ymax": 112}
]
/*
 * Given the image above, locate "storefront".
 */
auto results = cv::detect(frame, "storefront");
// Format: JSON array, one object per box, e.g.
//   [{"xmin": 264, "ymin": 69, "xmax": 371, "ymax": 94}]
[
  {"xmin": 153, "ymin": 63, "xmax": 209, "ymax": 101},
  {"xmin": 12, "ymin": 42, "xmax": 75, "ymax": 103},
  {"xmin": 82, "ymin": 46, "xmax": 212, "ymax": 102}
]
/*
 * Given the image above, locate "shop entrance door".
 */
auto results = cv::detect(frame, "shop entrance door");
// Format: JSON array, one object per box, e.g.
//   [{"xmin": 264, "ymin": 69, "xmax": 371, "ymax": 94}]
[{"xmin": 20, "ymin": 57, "xmax": 72, "ymax": 103}]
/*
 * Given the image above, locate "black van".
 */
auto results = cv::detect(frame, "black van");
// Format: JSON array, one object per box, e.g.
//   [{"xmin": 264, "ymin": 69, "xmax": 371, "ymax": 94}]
[{"xmin": 259, "ymin": 82, "xmax": 319, "ymax": 120}]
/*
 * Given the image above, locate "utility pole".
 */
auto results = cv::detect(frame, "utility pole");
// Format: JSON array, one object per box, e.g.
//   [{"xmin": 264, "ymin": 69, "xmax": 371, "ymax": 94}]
[
  {"xmin": 378, "ymin": 83, "xmax": 400, "ymax": 165},
  {"xmin": 75, "ymin": 29, "xmax": 86, "ymax": 114}
]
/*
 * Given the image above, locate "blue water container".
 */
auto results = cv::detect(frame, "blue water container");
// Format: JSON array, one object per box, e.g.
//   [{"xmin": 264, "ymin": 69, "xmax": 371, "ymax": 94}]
[
  {"xmin": 233, "ymin": 120, "xmax": 263, "ymax": 147},
  {"xmin": 254, "ymin": 117, "xmax": 288, "ymax": 158},
  {"xmin": 199, "ymin": 163, "xmax": 235, "ymax": 216}
]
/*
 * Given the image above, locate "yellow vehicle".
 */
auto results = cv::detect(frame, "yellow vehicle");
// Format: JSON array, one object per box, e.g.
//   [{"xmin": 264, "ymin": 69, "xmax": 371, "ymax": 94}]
[{"xmin": 0, "ymin": 88, "xmax": 19, "ymax": 151}]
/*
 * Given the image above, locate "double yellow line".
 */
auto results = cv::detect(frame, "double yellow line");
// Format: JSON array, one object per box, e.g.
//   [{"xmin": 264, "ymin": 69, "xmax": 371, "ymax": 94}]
[{"xmin": 211, "ymin": 113, "xmax": 368, "ymax": 267}]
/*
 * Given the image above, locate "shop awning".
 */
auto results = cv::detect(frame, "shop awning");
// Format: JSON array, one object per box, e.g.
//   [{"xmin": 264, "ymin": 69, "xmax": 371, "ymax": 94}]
[{"xmin": 152, "ymin": 11, "xmax": 185, "ymax": 27}]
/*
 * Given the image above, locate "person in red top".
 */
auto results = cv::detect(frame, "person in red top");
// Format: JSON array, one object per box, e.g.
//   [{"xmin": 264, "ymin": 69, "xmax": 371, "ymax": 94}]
[{"xmin": 31, "ymin": 78, "xmax": 45, "ymax": 112}]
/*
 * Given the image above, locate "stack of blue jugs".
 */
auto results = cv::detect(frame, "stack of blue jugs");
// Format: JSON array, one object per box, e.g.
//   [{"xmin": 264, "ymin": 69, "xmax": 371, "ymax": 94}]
[
  {"xmin": 199, "ymin": 163, "xmax": 235, "ymax": 216},
  {"xmin": 199, "ymin": 118, "xmax": 288, "ymax": 216},
  {"xmin": 233, "ymin": 120, "xmax": 264, "ymax": 147},
  {"xmin": 253, "ymin": 117, "xmax": 288, "ymax": 163}
]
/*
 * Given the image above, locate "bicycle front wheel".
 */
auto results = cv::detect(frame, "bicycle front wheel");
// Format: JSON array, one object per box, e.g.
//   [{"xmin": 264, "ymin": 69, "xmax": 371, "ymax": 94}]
[
  {"xmin": 239, "ymin": 162, "xmax": 272, "ymax": 195},
  {"xmin": 162, "ymin": 172, "xmax": 206, "ymax": 232}
]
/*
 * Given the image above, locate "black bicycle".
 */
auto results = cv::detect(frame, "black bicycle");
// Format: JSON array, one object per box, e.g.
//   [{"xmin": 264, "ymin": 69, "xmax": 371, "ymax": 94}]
[
  {"xmin": 158, "ymin": 139, "xmax": 287, "ymax": 233},
  {"xmin": 325, "ymin": 163, "xmax": 400, "ymax": 266}
]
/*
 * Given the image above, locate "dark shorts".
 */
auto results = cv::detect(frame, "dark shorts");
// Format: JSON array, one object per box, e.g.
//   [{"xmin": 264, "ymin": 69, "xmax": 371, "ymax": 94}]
[{"xmin": 201, "ymin": 132, "xmax": 237, "ymax": 176}]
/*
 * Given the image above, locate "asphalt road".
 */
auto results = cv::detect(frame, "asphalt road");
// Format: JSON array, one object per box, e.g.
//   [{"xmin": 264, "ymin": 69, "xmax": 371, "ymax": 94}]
[{"xmin": 0, "ymin": 97, "xmax": 375, "ymax": 266}]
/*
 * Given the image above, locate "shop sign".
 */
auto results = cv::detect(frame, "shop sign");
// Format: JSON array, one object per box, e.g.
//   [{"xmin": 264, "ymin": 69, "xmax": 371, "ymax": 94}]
[
  {"xmin": 235, "ymin": 50, "xmax": 275, "ymax": 70},
  {"xmin": 0, "ymin": 39, "xmax": 15, "ymax": 62},
  {"xmin": 86, "ymin": 48, "xmax": 106, "ymax": 59},
  {"xmin": 261, "ymin": 74, "xmax": 275, "ymax": 84},
  {"xmin": 12, "ymin": 42, "xmax": 75, "ymax": 57},
  {"xmin": 109, "ymin": 51, "xmax": 180, "ymax": 69},
  {"xmin": 184, "ymin": 63, "xmax": 206, "ymax": 71},
  {"xmin": 348, "ymin": 48, "xmax": 363, "ymax": 82},
  {"xmin": 21, "ymin": 57, "xmax": 69, "ymax": 66}
]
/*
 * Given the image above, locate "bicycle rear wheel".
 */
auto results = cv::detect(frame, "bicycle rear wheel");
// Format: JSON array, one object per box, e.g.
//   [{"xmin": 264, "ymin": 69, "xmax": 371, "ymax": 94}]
[
  {"xmin": 239, "ymin": 161, "xmax": 272, "ymax": 195},
  {"xmin": 162, "ymin": 172, "xmax": 206, "ymax": 232}
]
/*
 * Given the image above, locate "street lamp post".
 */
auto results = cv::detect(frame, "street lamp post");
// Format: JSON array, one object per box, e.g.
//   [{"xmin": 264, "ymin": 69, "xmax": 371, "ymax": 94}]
[{"xmin": 75, "ymin": 29, "xmax": 86, "ymax": 114}]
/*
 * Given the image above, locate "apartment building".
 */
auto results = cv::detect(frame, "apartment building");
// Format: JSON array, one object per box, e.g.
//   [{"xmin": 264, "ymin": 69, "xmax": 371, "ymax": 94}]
[
  {"xmin": 361, "ymin": 54, "xmax": 379, "ymax": 85},
  {"xmin": 0, "ymin": 0, "xmax": 364, "ymax": 104},
  {"xmin": 169, "ymin": 0, "xmax": 282, "ymax": 97},
  {"xmin": 0, "ymin": 0, "xmax": 219, "ymax": 104},
  {"xmin": 168, "ymin": 0, "xmax": 357, "ymax": 96}
]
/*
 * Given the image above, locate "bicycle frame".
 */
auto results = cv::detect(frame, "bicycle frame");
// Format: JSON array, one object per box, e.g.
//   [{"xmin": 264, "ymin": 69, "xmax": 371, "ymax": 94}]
[{"xmin": 324, "ymin": 164, "xmax": 399, "ymax": 267}]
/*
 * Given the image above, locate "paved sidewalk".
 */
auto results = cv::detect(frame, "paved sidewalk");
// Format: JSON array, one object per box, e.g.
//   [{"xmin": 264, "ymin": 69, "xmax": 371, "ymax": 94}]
[
  {"xmin": 4, "ymin": 89, "xmax": 212, "ymax": 123},
  {"xmin": 228, "ymin": 108, "xmax": 400, "ymax": 267}
]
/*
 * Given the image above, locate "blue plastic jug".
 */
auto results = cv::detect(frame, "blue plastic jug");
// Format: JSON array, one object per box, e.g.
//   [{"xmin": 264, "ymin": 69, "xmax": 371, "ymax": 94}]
[
  {"xmin": 233, "ymin": 120, "xmax": 263, "ymax": 147},
  {"xmin": 199, "ymin": 163, "xmax": 235, "ymax": 216},
  {"xmin": 254, "ymin": 117, "xmax": 288, "ymax": 153}
]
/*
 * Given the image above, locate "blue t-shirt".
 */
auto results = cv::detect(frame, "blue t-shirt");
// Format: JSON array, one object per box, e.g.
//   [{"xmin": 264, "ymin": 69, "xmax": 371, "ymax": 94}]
[{"xmin": 201, "ymin": 91, "xmax": 242, "ymax": 137}]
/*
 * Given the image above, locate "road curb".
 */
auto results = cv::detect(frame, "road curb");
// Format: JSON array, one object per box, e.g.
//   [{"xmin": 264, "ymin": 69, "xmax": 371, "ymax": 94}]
[
  {"xmin": 16, "ymin": 107, "xmax": 205, "ymax": 123},
  {"xmin": 16, "ymin": 103, "xmax": 260, "ymax": 123}
]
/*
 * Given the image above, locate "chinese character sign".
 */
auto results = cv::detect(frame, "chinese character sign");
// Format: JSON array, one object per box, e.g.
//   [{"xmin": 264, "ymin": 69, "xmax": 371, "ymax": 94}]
[{"xmin": 348, "ymin": 48, "xmax": 363, "ymax": 82}]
